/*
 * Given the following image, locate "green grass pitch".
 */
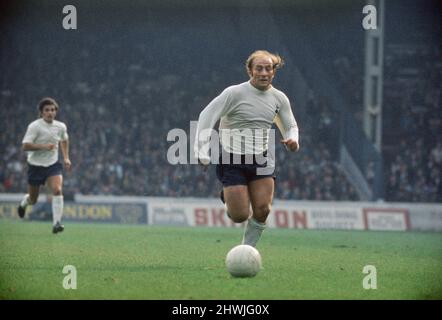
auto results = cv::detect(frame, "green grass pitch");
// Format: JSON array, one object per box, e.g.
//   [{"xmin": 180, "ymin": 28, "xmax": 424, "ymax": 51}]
[{"xmin": 0, "ymin": 219, "xmax": 441, "ymax": 299}]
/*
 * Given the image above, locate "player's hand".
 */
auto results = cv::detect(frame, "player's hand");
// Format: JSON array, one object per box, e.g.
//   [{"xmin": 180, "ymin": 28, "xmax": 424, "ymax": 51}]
[
  {"xmin": 281, "ymin": 138, "xmax": 299, "ymax": 152},
  {"xmin": 64, "ymin": 158, "xmax": 72, "ymax": 172}
]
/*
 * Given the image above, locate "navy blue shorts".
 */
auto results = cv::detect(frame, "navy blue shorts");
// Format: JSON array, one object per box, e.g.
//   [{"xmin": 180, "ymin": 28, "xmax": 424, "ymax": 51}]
[
  {"xmin": 28, "ymin": 162, "xmax": 63, "ymax": 186},
  {"xmin": 215, "ymin": 152, "xmax": 276, "ymax": 187}
]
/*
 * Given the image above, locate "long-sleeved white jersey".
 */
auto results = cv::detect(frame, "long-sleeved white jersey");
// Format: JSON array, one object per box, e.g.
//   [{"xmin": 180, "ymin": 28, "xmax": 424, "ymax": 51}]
[{"xmin": 195, "ymin": 81, "xmax": 299, "ymax": 162}]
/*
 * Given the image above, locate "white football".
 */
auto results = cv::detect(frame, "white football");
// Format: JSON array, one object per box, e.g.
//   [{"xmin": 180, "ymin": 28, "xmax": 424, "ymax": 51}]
[{"xmin": 225, "ymin": 244, "xmax": 262, "ymax": 277}]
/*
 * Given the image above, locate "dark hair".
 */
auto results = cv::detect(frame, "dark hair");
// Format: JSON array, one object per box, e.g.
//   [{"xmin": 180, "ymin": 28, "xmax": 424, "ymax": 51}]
[{"xmin": 38, "ymin": 97, "xmax": 59, "ymax": 114}]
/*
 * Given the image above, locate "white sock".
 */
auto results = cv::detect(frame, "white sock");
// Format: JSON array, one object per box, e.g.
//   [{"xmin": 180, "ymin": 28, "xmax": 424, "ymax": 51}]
[
  {"xmin": 20, "ymin": 194, "xmax": 30, "ymax": 208},
  {"xmin": 242, "ymin": 217, "xmax": 267, "ymax": 247},
  {"xmin": 52, "ymin": 195, "xmax": 64, "ymax": 225}
]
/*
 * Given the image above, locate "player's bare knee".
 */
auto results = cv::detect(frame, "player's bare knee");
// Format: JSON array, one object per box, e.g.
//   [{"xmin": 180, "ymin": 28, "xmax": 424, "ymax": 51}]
[
  {"xmin": 254, "ymin": 204, "xmax": 271, "ymax": 221},
  {"xmin": 228, "ymin": 210, "xmax": 249, "ymax": 223},
  {"xmin": 230, "ymin": 215, "xmax": 248, "ymax": 223},
  {"xmin": 255, "ymin": 203, "xmax": 271, "ymax": 213},
  {"xmin": 52, "ymin": 188, "xmax": 62, "ymax": 196}
]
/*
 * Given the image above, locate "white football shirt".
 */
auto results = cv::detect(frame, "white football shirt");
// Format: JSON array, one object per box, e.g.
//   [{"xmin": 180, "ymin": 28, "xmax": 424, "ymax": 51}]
[
  {"xmin": 195, "ymin": 81, "xmax": 299, "ymax": 161},
  {"xmin": 22, "ymin": 118, "xmax": 69, "ymax": 167}
]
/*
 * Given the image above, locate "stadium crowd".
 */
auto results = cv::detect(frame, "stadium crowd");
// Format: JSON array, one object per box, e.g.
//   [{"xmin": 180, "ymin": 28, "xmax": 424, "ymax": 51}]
[
  {"xmin": 1, "ymin": 5, "xmax": 439, "ymax": 203},
  {"xmin": 382, "ymin": 42, "xmax": 441, "ymax": 202},
  {"xmin": 0, "ymin": 25, "xmax": 358, "ymax": 201},
  {"xmin": 294, "ymin": 1, "xmax": 441, "ymax": 203},
  {"xmin": 331, "ymin": 43, "xmax": 441, "ymax": 202}
]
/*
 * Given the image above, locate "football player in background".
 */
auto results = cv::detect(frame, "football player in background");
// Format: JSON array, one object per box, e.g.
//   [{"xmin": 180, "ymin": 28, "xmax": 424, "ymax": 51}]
[{"xmin": 17, "ymin": 97, "xmax": 71, "ymax": 234}]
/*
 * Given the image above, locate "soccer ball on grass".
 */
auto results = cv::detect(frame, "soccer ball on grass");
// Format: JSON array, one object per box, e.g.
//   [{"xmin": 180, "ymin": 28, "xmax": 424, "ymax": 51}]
[{"xmin": 225, "ymin": 244, "xmax": 262, "ymax": 277}]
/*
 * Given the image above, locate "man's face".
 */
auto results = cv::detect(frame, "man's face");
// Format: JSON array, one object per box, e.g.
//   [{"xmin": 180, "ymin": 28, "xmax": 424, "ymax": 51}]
[
  {"xmin": 41, "ymin": 104, "xmax": 57, "ymax": 123},
  {"xmin": 249, "ymin": 56, "xmax": 275, "ymax": 90}
]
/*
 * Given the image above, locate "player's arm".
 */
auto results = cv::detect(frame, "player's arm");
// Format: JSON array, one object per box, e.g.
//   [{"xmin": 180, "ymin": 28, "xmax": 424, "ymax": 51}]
[
  {"xmin": 194, "ymin": 88, "xmax": 232, "ymax": 165},
  {"xmin": 22, "ymin": 123, "xmax": 56, "ymax": 151},
  {"xmin": 60, "ymin": 139, "xmax": 71, "ymax": 171},
  {"xmin": 60, "ymin": 125, "xmax": 71, "ymax": 171},
  {"xmin": 275, "ymin": 95, "xmax": 299, "ymax": 152},
  {"xmin": 22, "ymin": 143, "xmax": 56, "ymax": 151}
]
